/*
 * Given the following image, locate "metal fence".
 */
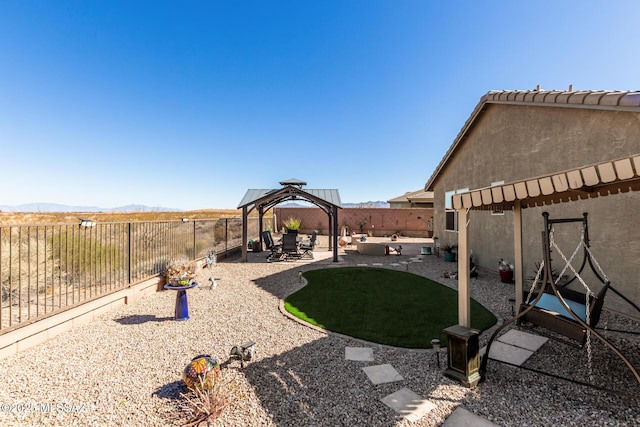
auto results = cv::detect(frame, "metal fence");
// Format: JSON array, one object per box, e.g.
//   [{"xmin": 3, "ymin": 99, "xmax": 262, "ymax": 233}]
[{"xmin": 0, "ymin": 215, "xmax": 270, "ymax": 332}]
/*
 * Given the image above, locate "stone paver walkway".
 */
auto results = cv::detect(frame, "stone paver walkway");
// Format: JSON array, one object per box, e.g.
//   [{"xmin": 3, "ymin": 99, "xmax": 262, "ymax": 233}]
[{"xmin": 343, "ymin": 331, "xmax": 548, "ymax": 423}]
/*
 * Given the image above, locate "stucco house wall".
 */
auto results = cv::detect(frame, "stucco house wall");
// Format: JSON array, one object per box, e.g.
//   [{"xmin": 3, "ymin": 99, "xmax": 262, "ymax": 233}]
[{"xmin": 429, "ymin": 98, "xmax": 640, "ymax": 317}]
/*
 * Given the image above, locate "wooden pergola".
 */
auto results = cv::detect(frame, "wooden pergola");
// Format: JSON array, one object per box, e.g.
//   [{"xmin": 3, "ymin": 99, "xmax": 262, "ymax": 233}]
[
  {"xmin": 237, "ymin": 179, "xmax": 342, "ymax": 262},
  {"xmin": 452, "ymin": 154, "xmax": 640, "ymax": 327}
]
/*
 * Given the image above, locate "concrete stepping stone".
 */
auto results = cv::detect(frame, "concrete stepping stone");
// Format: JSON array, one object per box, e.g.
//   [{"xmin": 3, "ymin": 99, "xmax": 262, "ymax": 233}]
[
  {"xmin": 389, "ymin": 263, "xmax": 400, "ymax": 266},
  {"xmin": 345, "ymin": 347, "xmax": 374, "ymax": 362},
  {"xmin": 480, "ymin": 341, "xmax": 534, "ymax": 366},
  {"xmin": 381, "ymin": 387, "xmax": 435, "ymax": 422},
  {"xmin": 497, "ymin": 329, "xmax": 548, "ymax": 351},
  {"xmin": 362, "ymin": 364, "xmax": 404, "ymax": 385},
  {"xmin": 357, "ymin": 263, "xmax": 368, "ymax": 266},
  {"xmin": 442, "ymin": 407, "xmax": 499, "ymax": 426},
  {"xmin": 480, "ymin": 329, "xmax": 548, "ymax": 366}
]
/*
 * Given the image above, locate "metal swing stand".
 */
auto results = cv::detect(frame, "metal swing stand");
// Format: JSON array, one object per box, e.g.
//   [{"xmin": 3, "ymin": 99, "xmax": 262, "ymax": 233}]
[{"xmin": 480, "ymin": 212, "xmax": 640, "ymax": 398}]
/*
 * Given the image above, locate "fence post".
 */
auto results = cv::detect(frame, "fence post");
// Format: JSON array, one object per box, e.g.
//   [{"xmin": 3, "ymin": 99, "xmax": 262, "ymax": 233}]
[
  {"xmin": 127, "ymin": 222, "xmax": 132, "ymax": 285},
  {"xmin": 192, "ymin": 220, "xmax": 197, "ymax": 260}
]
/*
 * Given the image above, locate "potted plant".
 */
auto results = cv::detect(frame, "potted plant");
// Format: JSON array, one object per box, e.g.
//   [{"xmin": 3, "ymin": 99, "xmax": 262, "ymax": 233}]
[
  {"xmin": 283, "ymin": 216, "xmax": 301, "ymax": 235},
  {"xmin": 442, "ymin": 244, "xmax": 457, "ymax": 262},
  {"xmin": 164, "ymin": 258, "xmax": 197, "ymax": 287},
  {"xmin": 498, "ymin": 258, "xmax": 514, "ymax": 283}
]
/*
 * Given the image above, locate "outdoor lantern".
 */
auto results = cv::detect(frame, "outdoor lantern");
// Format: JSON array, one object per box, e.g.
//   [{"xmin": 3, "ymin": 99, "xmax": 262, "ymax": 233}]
[
  {"xmin": 79, "ymin": 218, "xmax": 96, "ymax": 227},
  {"xmin": 431, "ymin": 338, "xmax": 441, "ymax": 368},
  {"xmin": 298, "ymin": 271, "xmax": 302, "ymax": 283}
]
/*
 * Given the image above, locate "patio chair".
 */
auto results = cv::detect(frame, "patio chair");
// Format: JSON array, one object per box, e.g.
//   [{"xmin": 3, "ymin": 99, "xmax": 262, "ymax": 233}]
[
  {"xmin": 299, "ymin": 230, "xmax": 317, "ymax": 259},
  {"xmin": 281, "ymin": 233, "xmax": 301, "ymax": 260},
  {"xmin": 262, "ymin": 230, "xmax": 282, "ymax": 261}
]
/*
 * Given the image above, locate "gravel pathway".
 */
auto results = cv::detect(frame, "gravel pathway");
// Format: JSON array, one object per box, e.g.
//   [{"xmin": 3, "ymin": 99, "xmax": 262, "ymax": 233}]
[{"xmin": 0, "ymin": 236, "xmax": 638, "ymax": 426}]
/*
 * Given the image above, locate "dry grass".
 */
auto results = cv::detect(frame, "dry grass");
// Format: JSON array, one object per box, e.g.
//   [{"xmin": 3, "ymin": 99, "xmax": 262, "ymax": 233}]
[{"xmin": 0, "ymin": 209, "xmax": 241, "ymax": 226}]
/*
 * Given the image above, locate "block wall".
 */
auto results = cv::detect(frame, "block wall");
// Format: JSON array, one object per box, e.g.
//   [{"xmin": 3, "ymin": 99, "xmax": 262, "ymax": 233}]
[{"xmin": 274, "ymin": 207, "xmax": 434, "ymax": 237}]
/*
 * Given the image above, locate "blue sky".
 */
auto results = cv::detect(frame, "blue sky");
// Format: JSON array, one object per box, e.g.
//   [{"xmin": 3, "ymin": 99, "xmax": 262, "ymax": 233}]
[{"xmin": 1, "ymin": 1, "xmax": 639, "ymax": 210}]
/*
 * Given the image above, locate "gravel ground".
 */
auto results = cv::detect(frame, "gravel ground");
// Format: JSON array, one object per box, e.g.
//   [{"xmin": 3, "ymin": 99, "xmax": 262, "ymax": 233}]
[{"xmin": 0, "ymin": 236, "xmax": 638, "ymax": 427}]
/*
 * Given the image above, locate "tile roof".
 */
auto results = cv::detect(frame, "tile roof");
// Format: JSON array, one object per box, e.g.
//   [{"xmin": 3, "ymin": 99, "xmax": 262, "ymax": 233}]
[
  {"xmin": 388, "ymin": 189, "xmax": 434, "ymax": 203},
  {"xmin": 425, "ymin": 89, "xmax": 640, "ymax": 191}
]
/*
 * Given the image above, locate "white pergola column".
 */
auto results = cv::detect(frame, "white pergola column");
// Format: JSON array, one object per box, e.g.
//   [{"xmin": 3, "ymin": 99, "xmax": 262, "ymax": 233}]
[
  {"xmin": 513, "ymin": 201, "xmax": 523, "ymax": 308},
  {"xmin": 457, "ymin": 207, "xmax": 470, "ymax": 327}
]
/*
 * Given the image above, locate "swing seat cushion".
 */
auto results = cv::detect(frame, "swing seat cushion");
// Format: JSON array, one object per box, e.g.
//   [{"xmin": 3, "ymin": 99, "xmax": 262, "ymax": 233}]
[{"xmin": 529, "ymin": 293, "xmax": 587, "ymax": 322}]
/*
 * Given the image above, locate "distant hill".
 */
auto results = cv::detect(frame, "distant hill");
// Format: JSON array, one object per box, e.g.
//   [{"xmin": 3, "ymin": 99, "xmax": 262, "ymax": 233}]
[
  {"xmin": 0, "ymin": 201, "xmax": 390, "ymax": 212},
  {"xmin": 342, "ymin": 201, "xmax": 390, "ymax": 208},
  {"xmin": 0, "ymin": 203, "xmax": 181, "ymax": 213},
  {"xmin": 279, "ymin": 201, "xmax": 390, "ymax": 208}
]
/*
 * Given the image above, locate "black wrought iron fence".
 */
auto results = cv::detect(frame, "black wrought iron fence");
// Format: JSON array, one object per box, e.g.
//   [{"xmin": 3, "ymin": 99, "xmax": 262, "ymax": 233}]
[{"xmin": 0, "ymin": 216, "xmax": 268, "ymax": 332}]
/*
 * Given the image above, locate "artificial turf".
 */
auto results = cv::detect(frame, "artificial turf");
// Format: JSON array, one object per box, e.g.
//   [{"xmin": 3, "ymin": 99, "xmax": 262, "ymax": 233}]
[{"xmin": 284, "ymin": 267, "xmax": 497, "ymax": 348}]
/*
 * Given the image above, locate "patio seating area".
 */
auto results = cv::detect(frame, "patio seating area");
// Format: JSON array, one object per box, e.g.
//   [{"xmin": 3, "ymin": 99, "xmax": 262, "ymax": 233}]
[{"xmin": 0, "ymin": 235, "xmax": 638, "ymax": 426}]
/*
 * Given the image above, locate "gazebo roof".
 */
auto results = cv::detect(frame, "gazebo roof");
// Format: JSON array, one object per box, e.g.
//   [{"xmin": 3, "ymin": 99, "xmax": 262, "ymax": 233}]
[
  {"xmin": 237, "ymin": 180, "xmax": 342, "ymax": 210},
  {"xmin": 237, "ymin": 179, "xmax": 343, "ymax": 263}
]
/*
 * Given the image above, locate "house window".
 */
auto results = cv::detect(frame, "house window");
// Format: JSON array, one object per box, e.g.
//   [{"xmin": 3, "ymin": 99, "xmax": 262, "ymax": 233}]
[
  {"xmin": 445, "ymin": 210, "xmax": 458, "ymax": 231},
  {"xmin": 445, "ymin": 188, "xmax": 468, "ymax": 232}
]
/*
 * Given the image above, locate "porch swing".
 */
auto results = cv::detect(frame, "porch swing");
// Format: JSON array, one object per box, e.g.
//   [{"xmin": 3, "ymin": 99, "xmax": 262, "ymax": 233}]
[
  {"xmin": 518, "ymin": 212, "xmax": 610, "ymax": 347},
  {"xmin": 480, "ymin": 212, "xmax": 640, "ymax": 391}
]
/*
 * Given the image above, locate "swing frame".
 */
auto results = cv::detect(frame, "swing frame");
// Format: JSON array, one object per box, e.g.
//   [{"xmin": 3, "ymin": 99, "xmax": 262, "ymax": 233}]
[
  {"xmin": 480, "ymin": 212, "xmax": 640, "ymax": 388},
  {"xmin": 518, "ymin": 212, "xmax": 608, "ymax": 347}
]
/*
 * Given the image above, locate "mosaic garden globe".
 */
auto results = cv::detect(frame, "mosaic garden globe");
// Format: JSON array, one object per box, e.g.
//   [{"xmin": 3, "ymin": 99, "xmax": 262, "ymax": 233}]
[{"xmin": 182, "ymin": 355, "xmax": 220, "ymax": 391}]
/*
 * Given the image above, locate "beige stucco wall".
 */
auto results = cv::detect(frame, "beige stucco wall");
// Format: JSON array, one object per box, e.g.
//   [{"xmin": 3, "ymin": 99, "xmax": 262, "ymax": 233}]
[{"xmin": 431, "ymin": 104, "xmax": 640, "ymax": 317}]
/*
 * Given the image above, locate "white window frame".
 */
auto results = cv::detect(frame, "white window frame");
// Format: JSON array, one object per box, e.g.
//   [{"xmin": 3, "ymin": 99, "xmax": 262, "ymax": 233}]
[{"xmin": 445, "ymin": 188, "xmax": 468, "ymax": 232}]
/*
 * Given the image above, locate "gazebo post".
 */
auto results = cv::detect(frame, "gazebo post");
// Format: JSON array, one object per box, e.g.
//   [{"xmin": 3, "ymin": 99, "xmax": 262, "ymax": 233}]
[
  {"xmin": 328, "ymin": 211, "xmax": 333, "ymax": 251},
  {"xmin": 332, "ymin": 205, "xmax": 339, "ymax": 262},
  {"xmin": 241, "ymin": 206, "xmax": 248, "ymax": 262},
  {"xmin": 258, "ymin": 206, "xmax": 264, "ymax": 250}
]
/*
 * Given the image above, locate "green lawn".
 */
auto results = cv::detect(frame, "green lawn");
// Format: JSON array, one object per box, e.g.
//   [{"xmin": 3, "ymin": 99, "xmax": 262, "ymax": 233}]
[{"xmin": 284, "ymin": 267, "xmax": 497, "ymax": 349}]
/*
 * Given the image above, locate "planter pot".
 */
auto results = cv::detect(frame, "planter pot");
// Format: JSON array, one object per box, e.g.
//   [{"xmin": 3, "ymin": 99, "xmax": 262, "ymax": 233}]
[
  {"xmin": 444, "ymin": 252, "xmax": 456, "ymax": 262},
  {"xmin": 499, "ymin": 270, "xmax": 513, "ymax": 283}
]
